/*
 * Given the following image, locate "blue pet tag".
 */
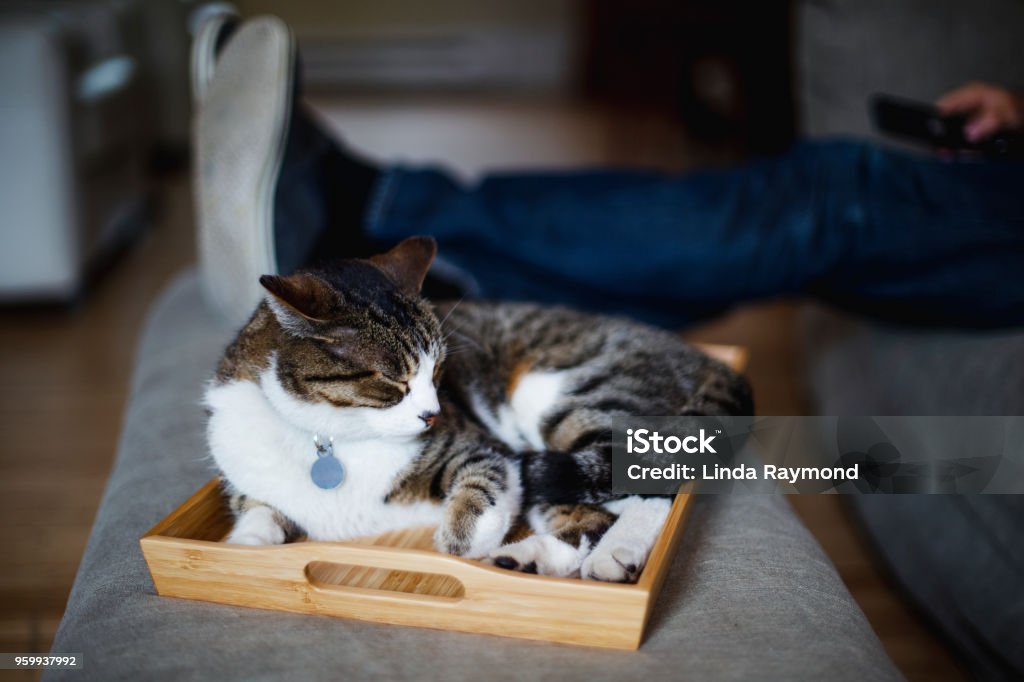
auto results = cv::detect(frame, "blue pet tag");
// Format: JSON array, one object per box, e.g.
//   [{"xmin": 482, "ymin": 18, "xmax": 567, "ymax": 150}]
[{"xmin": 311, "ymin": 435, "xmax": 344, "ymax": 490}]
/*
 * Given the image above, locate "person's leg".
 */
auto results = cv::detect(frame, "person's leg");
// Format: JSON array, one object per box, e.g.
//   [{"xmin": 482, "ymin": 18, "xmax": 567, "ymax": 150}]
[
  {"xmin": 367, "ymin": 152, "xmax": 838, "ymax": 326},
  {"xmin": 803, "ymin": 144, "xmax": 1024, "ymax": 328},
  {"xmin": 195, "ymin": 17, "xmax": 1024, "ymax": 329},
  {"xmin": 366, "ymin": 141, "xmax": 1024, "ymax": 328}
]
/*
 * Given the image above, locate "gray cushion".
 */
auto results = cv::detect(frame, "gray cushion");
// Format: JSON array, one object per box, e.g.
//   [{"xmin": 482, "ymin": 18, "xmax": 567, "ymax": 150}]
[
  {"xmin": 802, "ymin": 305, "xmax": 1024, "ymax": 680},
  {"xmin": 47, "ymin": 271, "xmax": 900, "ymax": 681},
  {"xmin": 852, "ymin": 495, "xmax": 1024, "ymax": 681},
  {"xmin": 802, "ymin": 305, "xmax": 1024, "ymax": 415}
]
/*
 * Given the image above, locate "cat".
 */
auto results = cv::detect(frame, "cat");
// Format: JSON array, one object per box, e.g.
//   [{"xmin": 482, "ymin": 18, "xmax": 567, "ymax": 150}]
[{"xmin": 205, "ymin": 236, "xmax": 752, "ymax": 581}]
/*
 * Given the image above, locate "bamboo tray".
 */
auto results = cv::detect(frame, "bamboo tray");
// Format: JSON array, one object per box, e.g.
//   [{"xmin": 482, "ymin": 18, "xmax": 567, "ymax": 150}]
[{"xmin": 141, "ymin": 343, "xmax": 746, "ymax": 650}]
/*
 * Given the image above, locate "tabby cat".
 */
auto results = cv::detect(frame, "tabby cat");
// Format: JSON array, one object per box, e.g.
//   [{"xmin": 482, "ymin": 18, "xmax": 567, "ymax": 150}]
[{"xmin": 205, "ymin": 237, "xmax": 751, "ymax": 581}]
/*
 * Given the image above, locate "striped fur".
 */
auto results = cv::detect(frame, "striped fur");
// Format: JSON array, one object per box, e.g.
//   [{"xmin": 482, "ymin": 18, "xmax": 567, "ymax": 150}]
[{"xmin": 434, "ymin": 300, "xmax": 754, "ymax": 505}]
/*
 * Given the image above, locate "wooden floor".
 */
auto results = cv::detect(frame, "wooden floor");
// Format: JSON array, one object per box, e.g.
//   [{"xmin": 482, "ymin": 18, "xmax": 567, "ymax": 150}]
[{"xmin": 0, "ymin": 96, "xmax": 966, "ymax": 681}]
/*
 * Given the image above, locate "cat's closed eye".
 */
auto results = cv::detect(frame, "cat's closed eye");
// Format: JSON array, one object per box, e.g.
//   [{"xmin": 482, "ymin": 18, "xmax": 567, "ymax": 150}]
[
  {"xmin": 359, "ymin": 379, "xmax": 406, "ymax": 405},
  {"xmin": 375, "ymin": 372, "xmax": 411, "ymax": 396}
]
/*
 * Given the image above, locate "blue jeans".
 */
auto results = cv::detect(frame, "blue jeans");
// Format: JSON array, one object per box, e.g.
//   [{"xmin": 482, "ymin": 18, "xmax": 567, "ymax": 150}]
[{"xmin": 365, "ymin": 139, "xmax": 1024, "ymax": 329}]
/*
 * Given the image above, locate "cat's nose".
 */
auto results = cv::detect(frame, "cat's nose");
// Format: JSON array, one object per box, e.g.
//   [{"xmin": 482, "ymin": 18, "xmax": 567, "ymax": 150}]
[{"xmin": 419, "ymin": 411, "xmax": 438, "ymax": 429}]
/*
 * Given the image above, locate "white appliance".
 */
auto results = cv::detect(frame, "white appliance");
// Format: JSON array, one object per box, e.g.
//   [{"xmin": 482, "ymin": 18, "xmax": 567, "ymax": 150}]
[{"xmin": 0, "ymin": 3, "xmax": 151, "ymax": 301}]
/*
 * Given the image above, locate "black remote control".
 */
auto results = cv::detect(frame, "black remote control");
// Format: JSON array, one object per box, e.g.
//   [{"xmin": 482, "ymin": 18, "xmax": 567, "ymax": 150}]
[{"xmin": 870, "ymin": 94, "xmax": 1024, "ymax": 158}]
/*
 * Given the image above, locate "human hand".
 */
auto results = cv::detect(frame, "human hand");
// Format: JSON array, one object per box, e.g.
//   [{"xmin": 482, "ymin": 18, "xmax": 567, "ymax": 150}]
[{"xmin": 936, "ymin": 82, "xmax": 1024, "ymax": 142}]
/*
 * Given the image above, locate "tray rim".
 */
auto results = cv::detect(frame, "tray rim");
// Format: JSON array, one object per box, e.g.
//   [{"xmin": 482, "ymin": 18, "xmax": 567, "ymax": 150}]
[
  {"xmin": 140, "ymin": 479, "xmax": 695, "ymax": 650},
  {"xmin": 139, "ymin": 341, "xmax": 742, "ymax": 648},
  {"xmin": 141, "ymin": 477, "xmax": 693, "ymax": 595}
]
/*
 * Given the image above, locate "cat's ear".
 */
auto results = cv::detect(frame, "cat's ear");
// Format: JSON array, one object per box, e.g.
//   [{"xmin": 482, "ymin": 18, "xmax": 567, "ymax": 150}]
[
  {"xmin": 370, "ymin": 236, "xmax": 436, "ymax": 295},
  {"xmin": 259, "ymin": 273, "xmax": 339, "ymax": 329}
]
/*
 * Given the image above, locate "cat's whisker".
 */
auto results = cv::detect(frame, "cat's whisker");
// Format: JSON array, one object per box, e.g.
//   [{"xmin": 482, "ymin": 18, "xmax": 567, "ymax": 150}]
[
  {"xmin": 437, "ymin": 297, "xmax": 464, "ymax": 329},
  {"xmin": 443, "ymin": 327, "xmax": 483, "ymax": 350}
]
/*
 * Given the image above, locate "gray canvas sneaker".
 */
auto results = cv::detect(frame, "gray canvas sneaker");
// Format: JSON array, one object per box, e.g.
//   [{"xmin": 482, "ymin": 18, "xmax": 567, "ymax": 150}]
[
  {"xmin": 189, "ymin": 8, "xmax": 238, "ymax": 104},
  {"xmin": 194, "ymin": 15, "xmax": 295, "ymax": 325},
  {"xmin": 192, "ymin": 14, "xmax": 460, "ymax": 323}
]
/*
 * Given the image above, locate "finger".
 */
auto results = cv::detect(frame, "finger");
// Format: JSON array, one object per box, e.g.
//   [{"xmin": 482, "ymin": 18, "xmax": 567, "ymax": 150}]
[
  {"xmin": 936, "ymin": 85, "xmax": 984, "ymax": 113},
  {"xmin": 965, "ymin": 110, "xmax": 1002, "ymax": 141}
]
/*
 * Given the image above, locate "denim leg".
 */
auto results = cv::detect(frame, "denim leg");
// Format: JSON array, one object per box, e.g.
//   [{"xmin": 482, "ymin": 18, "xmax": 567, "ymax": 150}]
[
  {"xmin": 805, "ymin": 141, "xmax": 1024, "ymax": 327},
  {"xmin": 366, "ymin": 138, "xmax": 1024, "ymax": 328}
]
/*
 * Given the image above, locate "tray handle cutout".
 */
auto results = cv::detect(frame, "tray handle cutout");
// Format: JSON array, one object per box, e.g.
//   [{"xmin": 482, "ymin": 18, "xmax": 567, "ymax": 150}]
[
  {"xmin": 289, "ymin": 542, "xmax": 500, "ymax": 607},
  {"xmin": 305, "ymin": 560, "xmax": 466, "ymax": 601},
  {"xmin": 283, "ymin": 541, "xmax": 614, "ymax": 612}
]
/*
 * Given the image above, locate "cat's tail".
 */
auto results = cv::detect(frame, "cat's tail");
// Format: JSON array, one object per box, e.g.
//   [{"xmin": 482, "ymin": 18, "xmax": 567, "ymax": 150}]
[{"xmin": 521, "ymin": 443, "xmax": 616, "ymax": 506}]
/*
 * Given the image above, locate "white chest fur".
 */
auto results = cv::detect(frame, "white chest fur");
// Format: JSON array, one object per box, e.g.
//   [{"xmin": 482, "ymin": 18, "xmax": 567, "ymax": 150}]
[
  {"xmin": 472, "ymin": 370, "xmax": 570, "ymax": 451},
  {"xmin": 204, "ymin": 379, "xmax": 444, "ymax": 541}
]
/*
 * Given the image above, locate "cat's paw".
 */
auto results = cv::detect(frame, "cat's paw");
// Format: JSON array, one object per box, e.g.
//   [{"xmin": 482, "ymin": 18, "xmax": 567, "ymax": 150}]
[
  {"xmin": 580, "ymin": 537, "xmax": 646, "ymax": 583},
  {"xmin": 488, "ymin": 534, "xmax": 586, "ymax": 578},
  {"xmin": 467, "ymin": 503, "xmax": 514, "ymax": 558},
  {"xmin": 434, "ymin": 503, "xmax": 512, "ymax": 558},
  {"xmin": 225, "ymin": 508, "xmax": 286, "ymax": 546},
  {"xmin": 433, "ymin": 523, "xmax": 470, "ymax": 557},
  {"xmin": 225, "ymin": 525, "xmax": 285, "ymax": 546}
]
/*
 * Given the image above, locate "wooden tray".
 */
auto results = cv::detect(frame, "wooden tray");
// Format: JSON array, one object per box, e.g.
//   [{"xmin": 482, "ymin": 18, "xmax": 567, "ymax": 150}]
[{"xmin": 140, "ymin": 343, "xmax": 746, "ymax": 650}]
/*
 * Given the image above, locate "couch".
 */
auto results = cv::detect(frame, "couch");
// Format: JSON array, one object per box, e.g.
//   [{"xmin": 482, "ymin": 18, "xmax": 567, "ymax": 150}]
[{"xmin": 46, "ymin": 272, "xmax": 901, "ymax": 680}]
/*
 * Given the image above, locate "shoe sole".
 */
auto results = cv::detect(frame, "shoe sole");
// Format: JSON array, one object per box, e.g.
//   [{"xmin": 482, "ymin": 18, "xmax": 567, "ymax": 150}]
[{"xmin": 195, "ymin": 16, "xmax": 294, "ymax": 324}]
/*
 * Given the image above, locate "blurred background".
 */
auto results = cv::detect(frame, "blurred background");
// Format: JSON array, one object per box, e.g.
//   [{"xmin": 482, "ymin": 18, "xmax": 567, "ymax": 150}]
[{"xmin": 2, "ymin": 1, "xmax": 1022, "ymax": 679}]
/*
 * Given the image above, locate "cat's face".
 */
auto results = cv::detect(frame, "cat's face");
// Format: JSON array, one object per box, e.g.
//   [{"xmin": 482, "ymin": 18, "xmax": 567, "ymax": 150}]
[{"xmin": 258, "ymin": 237, "xmax": 445, "ymax": 440}]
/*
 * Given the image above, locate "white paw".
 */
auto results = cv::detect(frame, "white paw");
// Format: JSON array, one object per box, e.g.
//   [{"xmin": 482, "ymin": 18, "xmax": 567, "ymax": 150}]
[
  {"xmin": 464, "ymin": 504, "xmax": 513, "ymax": 559},
  {"xmin": 434, "ymin": 503, "xmax": 513, "ymax": 558},
  {"xmin": 488, "ymin": 534, "xmax": 586, "ymax": 578},
  {"xmin": 581, "ymin": 537, "xmax": 647, "ymax": 582},
  {"xmin": 226, "ymin": 528, "xmax": 284, "ymax": 545},
  {"xmin": 225, "ymin": 507, "xmax": 285, "ymax": 545}
]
